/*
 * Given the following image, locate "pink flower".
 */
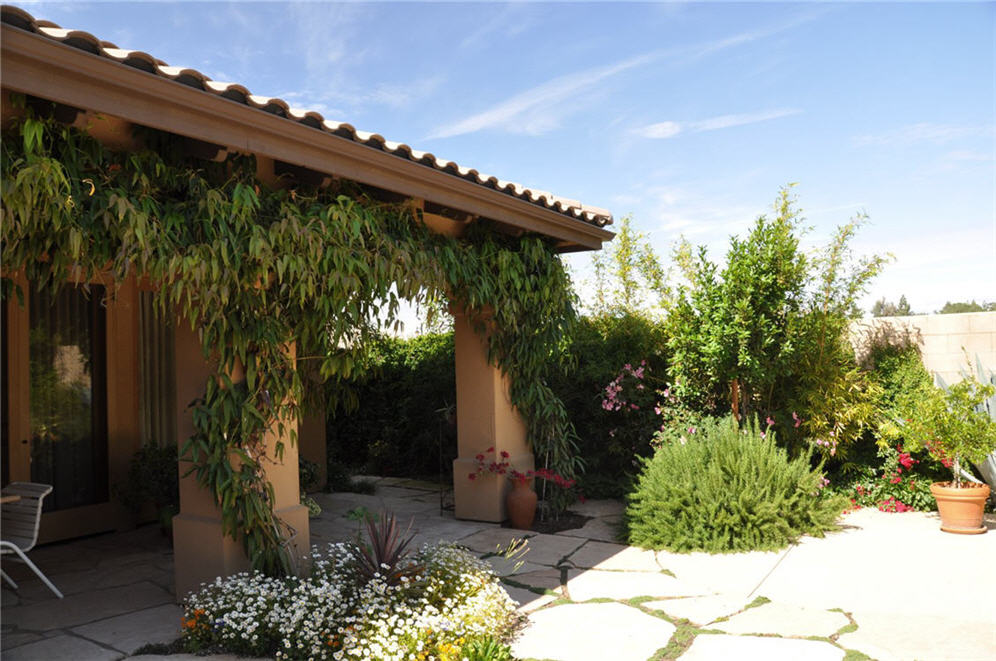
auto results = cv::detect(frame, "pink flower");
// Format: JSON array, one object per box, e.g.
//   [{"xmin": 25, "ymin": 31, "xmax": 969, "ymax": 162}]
[
  {"xmin": 792, "ymin": 411, "xmax": 802, "ymax": 428},
  {"xmin": 766, "ymin": 416, "xmax": 775, "ymax": 427}
]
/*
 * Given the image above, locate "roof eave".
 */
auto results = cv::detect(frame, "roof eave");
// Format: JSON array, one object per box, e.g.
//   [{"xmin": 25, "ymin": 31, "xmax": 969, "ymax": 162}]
[{"xmin": 1, "ymin": 24, "xmax": 614, "ymax": 252}]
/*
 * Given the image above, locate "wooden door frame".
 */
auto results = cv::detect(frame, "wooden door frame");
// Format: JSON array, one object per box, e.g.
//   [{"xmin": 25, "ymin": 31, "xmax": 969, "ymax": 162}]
[{"xmin": 3, "ymin": 273, "xmax": 140, "ymax": 543}]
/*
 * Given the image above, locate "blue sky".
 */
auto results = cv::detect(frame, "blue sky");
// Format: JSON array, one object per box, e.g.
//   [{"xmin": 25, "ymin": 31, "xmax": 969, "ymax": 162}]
[{"xmin": 23, "ymin": 1, "xmax": 995, "ymax": 315}]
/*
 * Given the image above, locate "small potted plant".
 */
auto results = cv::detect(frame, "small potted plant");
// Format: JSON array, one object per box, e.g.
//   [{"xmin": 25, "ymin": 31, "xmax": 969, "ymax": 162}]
[
  {"xmin": 899, "ymin": 374, "xmax": 996, "ymax": 534},
  {"xmin": 468, "ymin": 448, "xmax": 581, "ymax": 529}
]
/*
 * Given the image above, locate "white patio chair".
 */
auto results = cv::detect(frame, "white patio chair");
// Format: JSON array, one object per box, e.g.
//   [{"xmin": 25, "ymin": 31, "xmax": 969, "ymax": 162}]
[{"xmin": 1, "ymin": 482, "xmax": 64, "ymax": 598}]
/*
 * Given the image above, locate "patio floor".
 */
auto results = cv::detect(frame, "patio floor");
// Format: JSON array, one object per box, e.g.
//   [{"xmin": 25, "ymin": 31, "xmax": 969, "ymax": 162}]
[{"xmin": 2, "ymin": 478, "xmax": 995, "ymax": 660}]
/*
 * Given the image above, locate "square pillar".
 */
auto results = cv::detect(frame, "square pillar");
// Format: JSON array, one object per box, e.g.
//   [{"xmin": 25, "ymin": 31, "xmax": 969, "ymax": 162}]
[
  {"xmin": 298, "ymin": 407, "xmax": 327, "ymax": 492},
  {"xmin": 171, "ymin": 322, "xmax": 309, "ymax": 600},
  {"xmin": 452, "ymin": 310, "xmax": 533, "ymax": 522}
]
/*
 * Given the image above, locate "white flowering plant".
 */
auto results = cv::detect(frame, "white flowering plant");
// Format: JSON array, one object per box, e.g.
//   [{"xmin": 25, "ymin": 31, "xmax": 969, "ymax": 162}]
[{"xmin": 181, "ymin": 540, "xmax": 521, "ymax": 660}]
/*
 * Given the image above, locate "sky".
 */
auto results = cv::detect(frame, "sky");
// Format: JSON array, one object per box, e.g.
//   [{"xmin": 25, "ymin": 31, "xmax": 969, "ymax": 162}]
[{"xmin": 20, "ymin": 1, "xmax": 996, "ymax": 319}]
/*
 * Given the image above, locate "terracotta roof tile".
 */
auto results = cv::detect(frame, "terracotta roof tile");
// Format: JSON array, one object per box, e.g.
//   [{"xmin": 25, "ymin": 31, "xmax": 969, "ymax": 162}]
[{"xmin": 1, "ymin": 4, "xmax": 613, "ymax": 228}]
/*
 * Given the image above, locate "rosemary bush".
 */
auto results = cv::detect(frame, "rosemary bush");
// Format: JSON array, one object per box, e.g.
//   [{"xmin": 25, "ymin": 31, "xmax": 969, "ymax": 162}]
[{"xmin": 625, "ymin": 416, "xmax": 846, "ymax": 553}]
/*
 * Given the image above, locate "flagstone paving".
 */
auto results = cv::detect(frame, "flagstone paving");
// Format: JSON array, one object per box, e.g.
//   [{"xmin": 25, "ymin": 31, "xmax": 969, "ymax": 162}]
[
  {"xmin": 513, "ymin": 602, "xmax": 677, "ymax": 661},
  {"xmin": 2, "ymin": 481, "xmax": 994, "ymax": 660},
  {"xmin": 679, "ymin": 634, "xmax": 846, "ymax": 661}
]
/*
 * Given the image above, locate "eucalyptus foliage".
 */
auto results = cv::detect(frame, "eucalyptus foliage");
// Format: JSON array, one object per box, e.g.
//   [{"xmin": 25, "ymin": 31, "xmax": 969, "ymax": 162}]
[{"xmin": 1, "ymin": 101, "xmax": 581, "ymax": 573}]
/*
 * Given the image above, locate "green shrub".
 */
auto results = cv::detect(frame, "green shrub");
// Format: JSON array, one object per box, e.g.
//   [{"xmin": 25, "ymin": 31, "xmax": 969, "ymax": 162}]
[
  {"xmin": 460, "ymin": 636, "xmax": 513, "ymax": 661},
  {"xmin": 625, "ymin": 416, "xmax": 846, "ymax": 553},
  {"xmin": 664, "ymin": 188, "xmax": 889, "ymax": 459},
  {"xmin": 116, "ymin": 443, "xmax": 179, "ymax": 530},
  {"xmin": 548, "ymin": 311, "xmax": 668, "ymax": 498},
  {"xmin": 327, "ymin": 332, "xmax": 456, "ymax": 478}
]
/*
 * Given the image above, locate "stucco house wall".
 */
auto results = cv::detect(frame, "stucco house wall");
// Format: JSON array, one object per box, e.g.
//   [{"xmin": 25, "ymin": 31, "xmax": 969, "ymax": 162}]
[{"xmin": 853, "ymin": 311, "xmax": 996, "ymax": 385}]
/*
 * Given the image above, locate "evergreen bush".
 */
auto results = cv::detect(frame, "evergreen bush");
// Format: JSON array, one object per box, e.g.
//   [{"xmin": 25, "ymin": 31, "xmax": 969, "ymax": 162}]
[
  {"xmin": 548, "ymin": 312, "xmax": 668, "ymax": 498},
  {"xmin": 625, "ymin": 416, "xmax": 846, "ymax": 553},
  {"xmin": 327, "ymin": 332, "xmax": 455, "ymax": 478}
]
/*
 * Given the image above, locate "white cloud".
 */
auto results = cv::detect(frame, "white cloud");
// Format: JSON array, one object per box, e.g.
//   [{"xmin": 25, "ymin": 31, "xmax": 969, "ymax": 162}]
[
  {"xmin": 854, "ymin": 122, "xmax": 994, "ymax": 146},
  {"xmin": 858, "ymin": 226, "xmax": 996, "ymax": 313},
  {"xmin": 459, "ymin": 3, "xmax": 540, "ymax": 51},
  {"xmin": 427, "ymin": 13, "xmax": 820, "ymax": 141},
  {"xmin": 944, "ymin": 149, "xmax": 991, "ymax": 162},
  {"xmin": 638, "ymin": 108, "xmax": 801, "ymax": 140},
  {"xmin": 426, "ymin": 52, "xmax": 657, "ymax": 140}
]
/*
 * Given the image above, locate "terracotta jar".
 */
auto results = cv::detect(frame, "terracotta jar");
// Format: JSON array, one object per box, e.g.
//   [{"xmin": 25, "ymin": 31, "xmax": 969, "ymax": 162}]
[
  {"xmin": 506, "ymin": 479, "xmax": 537, "ymax": 530},
  {"xmin": 930, "ymin": 481, "xmax": 990, "ymax": 534}
]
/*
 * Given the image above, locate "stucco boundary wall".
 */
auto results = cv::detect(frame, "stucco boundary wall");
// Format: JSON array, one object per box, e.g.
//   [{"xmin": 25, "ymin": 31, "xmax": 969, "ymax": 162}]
[{"xmin": 851, "ymin": 311, "xmax": 996, "ymax": 385}]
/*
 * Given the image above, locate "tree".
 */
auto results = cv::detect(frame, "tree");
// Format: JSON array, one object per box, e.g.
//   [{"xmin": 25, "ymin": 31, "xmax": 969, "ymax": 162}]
[
  {"xmin": 588, "ymin": 215, "xmax": 667, "ymax": 317},
  {"xmin": 870, "ymin": 295, "xmax": 912, "ymax": 317},
  {"xmin": 938, "ymin": 300, "xmax": 996, "ymax": 314},
  {"xmin": 664, "ymin": 186, "xmax": 891, "ymax": 457}
]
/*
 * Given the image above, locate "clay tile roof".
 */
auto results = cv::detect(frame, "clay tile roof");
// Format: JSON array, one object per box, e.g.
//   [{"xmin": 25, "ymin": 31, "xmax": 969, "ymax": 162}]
[{"xmin": 0, "ymin": 5, "xmax": 613, "ymax": 228}]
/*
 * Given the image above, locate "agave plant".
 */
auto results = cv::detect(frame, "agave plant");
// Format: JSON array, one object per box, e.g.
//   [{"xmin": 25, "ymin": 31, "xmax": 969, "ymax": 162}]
[{"xmin": 353, "ymin": 511, "xmax": 422, "ymax": 586}]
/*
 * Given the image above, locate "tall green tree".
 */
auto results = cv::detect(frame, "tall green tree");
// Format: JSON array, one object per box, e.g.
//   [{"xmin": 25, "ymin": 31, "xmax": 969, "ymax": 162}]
[
  {"xmin": 938, "ymin": 300, "xmax": 996, "ymax": 314},
  {"xmin": 664, "ymin": 187, "xmax": 890, "ymax": 456},
  {"xmin": 870, "ymin": 295, "xmax": 912, "ymax": 317},
  {"xmin": 588, "ymin": 215, "xmax": 667, "ymax": 317}
]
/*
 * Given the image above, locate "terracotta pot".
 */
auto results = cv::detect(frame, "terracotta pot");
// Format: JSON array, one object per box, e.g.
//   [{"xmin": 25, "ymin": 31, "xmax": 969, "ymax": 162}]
[
  {"xmin": 930, "ymin": 481, "xmax": 990, "ymax": 534},
  {"xmin": 506, "ymin": 479, "xmax": 537, "ymax": 530}
]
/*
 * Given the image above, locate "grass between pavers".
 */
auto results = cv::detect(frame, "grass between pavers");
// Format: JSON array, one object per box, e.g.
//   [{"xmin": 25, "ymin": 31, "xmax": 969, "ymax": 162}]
[
  {"xmin": 511, "ymin": 580, "xmax": 878, "ymax": 661},
  {"xmin": 623, "ymin": 596, "xmax": 729, "ymax": 660}
]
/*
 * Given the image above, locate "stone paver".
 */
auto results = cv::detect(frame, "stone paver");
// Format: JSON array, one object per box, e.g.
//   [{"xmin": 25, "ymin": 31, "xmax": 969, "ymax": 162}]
[
  {"xmin": 643, "ymin": 594, "xmax": 747, "ymax": 625},
  {"xmin": 456, "ymin": 527, "xmax": 533, "ymax": 555},
  {"xmin": 681, "ymin": 634, "xmax": 845, "ymax": 661},
  {"xmin": 712, "ymin": 601, "xmax": 849, "ymax": 637},
  {"xmin": 128, "ymin": 654, "xmax": 272, "ymax": 661},
  {"xmin": 514, "ymin": 533, "xmax": 585, "ymax": 566},
  {"xmin": 565, "ymin": 540, "xmax": 660, "ymax": 571},
  {"xmin": 72, "ymin": 604, "xmax": 183, "ymax": 655},
  {"xmin": 512, "ymin": 602, "xmax": 675, "ymax": 661},
  {"xmin": 12, "ymin": 562, "xmax": 171, "ymax": 602},
  {"xmin": 555, "ymin": 516, "xmax": 621, "ymax": 542},
  {"xmin": 3, "ymin": 634, "xmax": 122, "ymax": 661},
  {"xmin": 4, "ymin": 581, "xmax": 174, "ymax": 631},
  {"xmin": 3, "ymin": 488, "xmax": 991, "ymax": 661},
  {"xmin": 754, "ymin": 509, "xmax": 996, "ymax": 617},
  {"xmin": 654, "ymin": 546, "xmax": 787, "ymax": 597},
  {"xmin": 512, "ymin": 568, "xmax": 572, "ymax": 594},
  {"xmin": 482, "ymin": 556, "xmax": 547, "ymax": 577},
  {"xmin": 566, "ymin": 569, "xmax": 694, "ymax": 602},
  {"xmin": 501, "ymin": 585, "xmax": 556, "ymax": 613},
  {"xmin": 836, "ymin": 610, "xmax": 996, "ymax": 661},
  {"xmin": 0, "ymin": 632, "xmax": 42, "ymax": 650}
]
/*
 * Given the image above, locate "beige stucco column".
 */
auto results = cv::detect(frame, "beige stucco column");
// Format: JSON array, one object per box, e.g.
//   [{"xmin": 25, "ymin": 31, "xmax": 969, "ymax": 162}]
[
  {"xmin": 451, "ymin": 310, "xmax": 533, "ymax": 522},
  {"xmin": 298, "ymin": 407, "xmax": 327, "ymax": 492},
  {"xmin": 171, "ymin": 322, "xmax": 309, "ymax": 600}
]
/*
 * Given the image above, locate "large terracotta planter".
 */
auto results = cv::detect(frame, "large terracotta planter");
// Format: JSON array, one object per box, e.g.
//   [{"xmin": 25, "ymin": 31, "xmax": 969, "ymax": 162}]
[
  {"xmin": 930, "ymin": 481, "xmax": 990, "ymax": 534},
  {"xmin": 506, "ymin": 479, "xmax": 537, "ymax": 530}
]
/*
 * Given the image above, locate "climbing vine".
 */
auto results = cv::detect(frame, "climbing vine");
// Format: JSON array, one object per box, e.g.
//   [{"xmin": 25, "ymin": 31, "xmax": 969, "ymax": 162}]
[{"xmin": 1, "ymin": 97, "xmax": 582, "ymax": 573}]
